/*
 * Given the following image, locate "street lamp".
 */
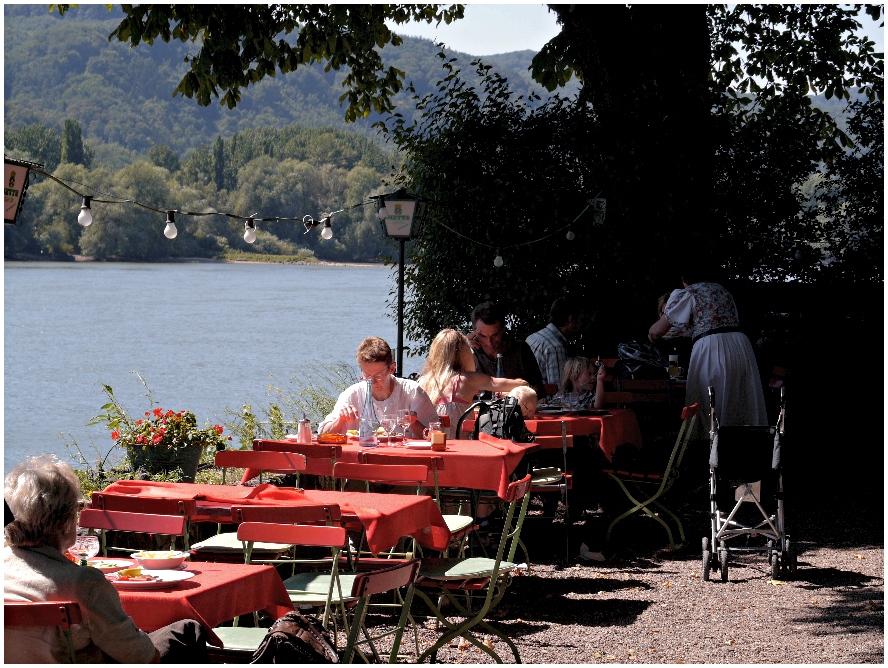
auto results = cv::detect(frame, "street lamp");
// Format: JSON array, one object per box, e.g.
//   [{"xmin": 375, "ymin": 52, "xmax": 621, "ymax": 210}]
[{"xmin": 372, "ymin": 189, "xmax": 428, "ymax": 377}]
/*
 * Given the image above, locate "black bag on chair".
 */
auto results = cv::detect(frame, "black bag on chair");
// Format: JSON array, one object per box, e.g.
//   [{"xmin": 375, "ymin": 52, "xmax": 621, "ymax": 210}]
[
  {"xmin": 456, "ymin": 396, "xmax": 535, "ymax": 443},
  {"xmin": 251, "ymin": 611, "xmax": 339, "ymax": 663}
]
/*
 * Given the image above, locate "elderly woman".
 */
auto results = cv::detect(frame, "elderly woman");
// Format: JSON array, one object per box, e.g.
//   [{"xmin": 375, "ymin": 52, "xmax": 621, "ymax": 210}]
[{"xmin": 4, "ymin": 455, "xmax": 209, "ymax": 663}]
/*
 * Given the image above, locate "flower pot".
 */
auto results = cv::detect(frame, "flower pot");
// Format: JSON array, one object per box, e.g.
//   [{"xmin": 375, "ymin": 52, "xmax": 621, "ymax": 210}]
[{"xmin": 127, "ymin": 443, "xmax": 205, "ymax": 482}]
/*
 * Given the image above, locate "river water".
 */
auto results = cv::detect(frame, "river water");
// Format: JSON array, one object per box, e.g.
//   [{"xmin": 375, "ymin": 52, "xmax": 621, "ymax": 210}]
[{"xmin": 4, "ymin": 261, "xmax": 423, "ymax": 472}]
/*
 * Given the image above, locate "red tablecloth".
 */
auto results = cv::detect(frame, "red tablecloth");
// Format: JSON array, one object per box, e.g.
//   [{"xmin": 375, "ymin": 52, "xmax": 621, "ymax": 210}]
[
  {"xmin": 98, "ymin": 480, "xmax": 450, "ymax": 554},
  {"xmin": 460, "ymin": 408, "xmax": 642, "ymax": 462},
  {"xmin": 116, "ymin": 561, "xmax": 292, "ymax": 647},
  {"xmin": 251, "ymin": 432, "xmax": 536, "ymax": 499}
]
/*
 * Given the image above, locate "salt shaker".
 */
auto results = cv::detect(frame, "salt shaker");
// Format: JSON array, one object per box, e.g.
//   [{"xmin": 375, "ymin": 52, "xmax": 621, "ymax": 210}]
[{"xmin": 297, "ymin": 413, "xmax": 312, "ymax": 443}]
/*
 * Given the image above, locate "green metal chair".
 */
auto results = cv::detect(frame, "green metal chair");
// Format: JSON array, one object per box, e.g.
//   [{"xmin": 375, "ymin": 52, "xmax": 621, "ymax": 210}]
[{"xmin": 413, "ymin": 474, "xmax": 532, "ymax": 664}]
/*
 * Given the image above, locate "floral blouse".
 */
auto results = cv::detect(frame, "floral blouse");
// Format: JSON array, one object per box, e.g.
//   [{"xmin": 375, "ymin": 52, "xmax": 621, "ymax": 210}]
[{"xmin": 664, "ymin": 282, "xmax": 740, "ymax": 340}]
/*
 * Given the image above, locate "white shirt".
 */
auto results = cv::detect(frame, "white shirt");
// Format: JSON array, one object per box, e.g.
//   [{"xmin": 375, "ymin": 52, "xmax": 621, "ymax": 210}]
[{"xmin": 318, "ymin": 376, "xmax": 439, "ymax": 434}]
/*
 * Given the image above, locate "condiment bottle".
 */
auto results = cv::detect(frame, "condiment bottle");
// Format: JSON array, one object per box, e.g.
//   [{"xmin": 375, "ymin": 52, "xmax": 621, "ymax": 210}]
[{"xmin": 297, "ymin": 414, "xmax": 312, "ymax": 443}]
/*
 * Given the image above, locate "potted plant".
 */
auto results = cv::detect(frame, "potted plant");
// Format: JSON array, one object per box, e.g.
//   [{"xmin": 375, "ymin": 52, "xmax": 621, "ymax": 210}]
[{"xmin": 90, "ymin": 374, "xmax": 231, "ymax": 483}]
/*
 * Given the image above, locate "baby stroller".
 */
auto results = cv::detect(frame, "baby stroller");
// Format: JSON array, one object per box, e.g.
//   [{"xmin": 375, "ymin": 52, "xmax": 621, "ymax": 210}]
[{"xmin": 702, "ymin": 385, "xmax": 795, "ymax": 582}]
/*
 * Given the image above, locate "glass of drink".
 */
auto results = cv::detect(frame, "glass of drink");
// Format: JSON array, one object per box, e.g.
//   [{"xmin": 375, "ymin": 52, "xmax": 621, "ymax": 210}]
[
  {"xmin": 68, "ymin": 535, "xmax": 100, "ymax": 566},
  {"xmin": 398, "ymin": 409, "xmax": 413, "ymax": 437}
]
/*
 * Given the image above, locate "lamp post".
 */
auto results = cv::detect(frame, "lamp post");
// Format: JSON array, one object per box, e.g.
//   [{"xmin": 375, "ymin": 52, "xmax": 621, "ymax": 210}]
[{"xmin": 373, "ymin": 189, "xmax": 428, "ymax": 377}]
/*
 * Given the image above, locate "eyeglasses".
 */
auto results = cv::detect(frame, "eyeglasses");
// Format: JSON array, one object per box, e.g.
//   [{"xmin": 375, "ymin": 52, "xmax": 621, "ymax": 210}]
[{"xmin": 360, "ymin": 371, "xmax": 391, "ymax": 383}]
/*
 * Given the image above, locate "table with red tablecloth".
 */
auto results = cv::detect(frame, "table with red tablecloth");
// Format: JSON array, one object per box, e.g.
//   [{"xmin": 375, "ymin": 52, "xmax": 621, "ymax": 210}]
[
  {"xmin": 251, "ymin": 432, "xmax": 538, "ymax": 500},
  {"xmin": 524, "ymin": 408, "xmax": 643, "ymax": 461},
  {"xmin": 97, "ymin": 480, "xmax": 451, "ymax": 554},
  {"xmin": 116, "ymin": 561, "xmax": 292, "ymax": 647}
]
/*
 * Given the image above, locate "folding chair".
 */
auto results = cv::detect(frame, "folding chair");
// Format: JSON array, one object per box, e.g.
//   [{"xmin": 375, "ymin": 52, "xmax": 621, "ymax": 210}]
[
  {"xmin": 526, "ymin": 420, "xmax": 573, "ymax": 561},
  {"xmin": 413, "ymin": 474, "xmax": 532, "ymax": 664},
  {"xmin": 215, "ymin": 449, "xmax": 307, "ymax": 485},
  {"xmin": 78, "ymin": 508, "xmax": 188, "ymax": 556},
  {"xmin": 601, "ymin": 402, "xmax": 699, "ymax": 549},
  {"xmin": 5, "ymin": 600, "xmax": 83, "ymax": 664},
  {"xmin": 190, "ymin": 503, "xmax": 340, "ymax": 566},
  {"xmin": 88, "ymin": 494, "xmax": 198, "ymax": 551},
  {"xmin": 332, "ymin": 461, "xmax": 430, "ymax": 562},
  {"xmin": 358, "ymin": 453, "xmax": 477, "ymax": 558},
  {"xmin": 254, "ymin": 440, "xmax": 343, "ymax": 489}
]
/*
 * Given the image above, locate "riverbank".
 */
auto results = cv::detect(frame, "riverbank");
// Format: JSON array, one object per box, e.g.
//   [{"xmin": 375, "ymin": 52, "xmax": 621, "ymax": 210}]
[{"xmin": 5, "ymin": 253, "xmax": 382, "ymax": 268}]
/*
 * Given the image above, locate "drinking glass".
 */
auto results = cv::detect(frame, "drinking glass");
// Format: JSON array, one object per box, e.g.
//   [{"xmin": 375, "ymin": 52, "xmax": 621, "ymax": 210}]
[
  {"xmin": 398, "ymin": 409, "xmax": 412, "ymax": 437},
  {"xmin": 380, "ymin": 416, "xmax": 398, "ymax": 442},
  {"xmin": 68, "ymin": 535, "xmax": 100, "ymax": 566}
]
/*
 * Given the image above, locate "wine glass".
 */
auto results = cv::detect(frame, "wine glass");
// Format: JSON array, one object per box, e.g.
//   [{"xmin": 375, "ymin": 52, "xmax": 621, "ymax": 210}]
[
  {"xmin": 380, "ymin": 415, "xmax": 398, "ymax": 443},
  {"xmin": 68, "ymin": 535, "xmax": 100, "ymax": 566},
  {"xmin": 398, "ymin": 409, "xmax": 412, "ymax": 438}
]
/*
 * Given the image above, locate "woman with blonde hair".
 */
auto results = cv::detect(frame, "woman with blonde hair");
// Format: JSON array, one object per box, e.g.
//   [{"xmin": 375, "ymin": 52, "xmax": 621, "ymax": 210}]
[
  {"xmin": 559, "ymin": 356, "xmax": 606, "ymax": 410},
  {"xmin": 420, "ymin": 328, "xmax": 528, "ymax": 438}
]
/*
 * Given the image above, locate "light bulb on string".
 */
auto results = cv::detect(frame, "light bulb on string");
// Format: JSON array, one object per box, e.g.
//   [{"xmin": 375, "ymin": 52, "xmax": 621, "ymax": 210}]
[
  {"xmin": 377, "ymin": 197, "xmax": 388, "ymax": 220},
  {"xmin": 320, "ymin": 217, "xmax": 333, "ymax": 240},
  {"xmin": 163, "ymin": 211, "xmax": 177, "ymax": 239},
  {"xmin": 494, "ymin": 250, "xmax": 504, "ymax": 268},
  {"xmin": 566, "ymin": 228, "xmax": 575, "ymax": 241},
  {"xmin": 77, "ymin": 196, "xmax": 93, "ymax": 227},
  {"xmin": 243, "ymin": 217, "xmax": 257, "ymax": 244}
]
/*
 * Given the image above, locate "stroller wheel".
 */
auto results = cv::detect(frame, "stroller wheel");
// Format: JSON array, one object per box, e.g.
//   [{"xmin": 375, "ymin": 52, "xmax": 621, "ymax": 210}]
[
  {"xmin": 770, "ymin": 551, "xmax": 781, "ymax": 580},
  {"xmin": 782, "ymin": 538, "xmax": 797, "ymax": 579},
  {"xmin": 702, "ymin": 537, "xmax": 711, "ymax": 582},
  {"xmin": 718, "ymin": 546, "xmax": 729, "ymax": 582}
]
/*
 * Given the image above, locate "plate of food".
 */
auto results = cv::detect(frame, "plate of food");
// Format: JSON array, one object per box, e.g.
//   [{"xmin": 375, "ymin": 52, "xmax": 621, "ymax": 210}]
[
  {"xmin": 106, "ymin": 567, "xmax": 195, "ymax": 590},
  {"xmin": 130, "ymin": 550, "xmax": 189, "ymax": 569},
  {"xmin": 86, "ymin": 557, "xmax": 136, "ymax": 573}
]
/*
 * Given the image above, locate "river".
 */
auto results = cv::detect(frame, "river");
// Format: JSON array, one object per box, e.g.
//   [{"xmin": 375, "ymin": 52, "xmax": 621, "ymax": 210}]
[{"xmin": 4, "ymin": 261, "xmax": 424, "ymax": 472}]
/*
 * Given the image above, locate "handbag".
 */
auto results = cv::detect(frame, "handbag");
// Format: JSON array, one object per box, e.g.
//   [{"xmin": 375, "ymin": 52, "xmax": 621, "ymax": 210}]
[{"xmin": 455, "ymin": 396, "xmax": 535, "ymax": 443}]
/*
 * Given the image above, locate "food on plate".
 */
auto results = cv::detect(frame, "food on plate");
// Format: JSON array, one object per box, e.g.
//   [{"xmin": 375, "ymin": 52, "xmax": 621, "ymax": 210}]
[
  {"xmin": 132, "ymin": 550, "xmax": 184, "ymax": 559},
  {"xmin": 115, "ymin": 566, "xmax": 145, "ymax": 578},
  {"xmin": 317, "ymin": 433, "xmax": 347, "ymax": 444}
]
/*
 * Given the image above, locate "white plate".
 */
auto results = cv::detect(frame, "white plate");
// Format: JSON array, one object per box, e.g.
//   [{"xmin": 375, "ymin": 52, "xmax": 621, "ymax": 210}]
[
  {"xmin": 107, "ymin": 569, "xmax": 195, "ymax": 590},
  {"xmin": 405, "ymin": 441, "xmax": 432, "ymax": 449},
  {"xmin": 86, "ymin": 558, "xmax": 136, "ymax": 573}
]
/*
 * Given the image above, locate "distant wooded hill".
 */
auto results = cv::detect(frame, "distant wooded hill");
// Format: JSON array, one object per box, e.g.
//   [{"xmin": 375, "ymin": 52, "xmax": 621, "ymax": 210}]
[{"xmin": 4, "ymin": 4, "xmax": 580, "ymax": 167}]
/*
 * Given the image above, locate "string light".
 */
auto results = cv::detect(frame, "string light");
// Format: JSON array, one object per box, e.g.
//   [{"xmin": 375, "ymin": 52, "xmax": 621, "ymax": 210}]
[
  {"xmin": 243, "ymin": 216, "xmax": 257, "ymax": 244},
  {"xmin": 320, "ymin": 217, "xmax": 333, "ymax": 240},
  {"xmin": 163, "ymin": 211, "xmax": 177, "ymax": 239},
  {"xmin": 566, "ymin": 227, "xmax": 575, "ymax": 241},
  {"xmin": 377, "ymin": 197, "xmax": 389, "ymax": 219},
  {"xmin": 78, "ymin": 196, "xmax": 92, "ymax": 227},
  {"xmin": 493, "ymin": 250, "xmax": 504, "ymax": 267}
]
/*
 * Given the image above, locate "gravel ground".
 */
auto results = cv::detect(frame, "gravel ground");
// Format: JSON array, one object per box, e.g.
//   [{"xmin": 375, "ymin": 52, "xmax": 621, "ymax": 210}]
[{"xmin": 362, "ymin": 484, "xmax": 884, "ymax": 664}]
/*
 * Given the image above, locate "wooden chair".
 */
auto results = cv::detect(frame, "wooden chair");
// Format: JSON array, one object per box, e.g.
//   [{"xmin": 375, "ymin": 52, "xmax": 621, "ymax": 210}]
[
  {"xmin": 413, "ymin": 474, "xmax": 533, "ymax": 663},
  {"xmin": 88, "ymin": 494, "xmax": 198, "ymax": 551},
  {"xmin": 78, "ymin": 508, "xmax": 188, "ymax": 556},
  {"xmin": 358, "ymin": 453, "xmax": 477, "ymax": 558},
  {"xmin": 5, "ymin": 600, "xmax": 83, "ymax": 663},
  {"xmin": 253, "ymin": 440, "xmax": 343, "ymax": 489},
  {"xmin": 332, "ymin": 461, "xmax": 430, "ymax": 562},
  {"xmin": 601, "ymin": 403, "xmax": 699, "ymax": 549},
  {"xmin": 215, "ymin": 449, "xmax": 307, "ymax": 485}
]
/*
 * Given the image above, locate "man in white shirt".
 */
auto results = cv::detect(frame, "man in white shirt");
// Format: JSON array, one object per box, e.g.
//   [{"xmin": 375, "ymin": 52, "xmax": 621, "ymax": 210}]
[
  {"xmin": 318, "ymin": 336, "xmax": 438, "ymax": 438},
  {"xmin": 525, "ymin": 296, "xmax": 587, "ymax": 386}
]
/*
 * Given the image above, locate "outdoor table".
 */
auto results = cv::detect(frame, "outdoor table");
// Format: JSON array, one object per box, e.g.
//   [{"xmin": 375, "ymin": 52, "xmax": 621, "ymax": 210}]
[
  {"xmin": 460, "ymin": 407, "xmax": 642, "ymax": 461},
  {"xmin": 252, "ymin": 432, "xmax": 538, "ymax": 500},
  {"xmin": 115, "ymin": 561, "xmax": 292, "ymax": 647},
  {"xmin": 97, "ymin": 480, "xmax": 451, "ymax": 554}
]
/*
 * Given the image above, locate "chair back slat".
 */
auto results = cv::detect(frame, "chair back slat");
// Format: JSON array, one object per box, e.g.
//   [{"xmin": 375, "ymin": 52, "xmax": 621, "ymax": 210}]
[
  {"xmin": 5, "ymin": 600, "xmax": 83, "ymax": 628},
  {"xmin": 350, "ymin": 558, "xmax": 420, "ymax": 598},
  {"xmin": 333, "ymin": 461, "xmax": 429, "ymax": 485},
  {"xmin": 358, "ymin": 453, "xmax": 445, "ymax": 472},
  {"xmin": 236, "ymin": 522, "xmax": 347, "ymax": 548},
  {"xmin": 232, "ymin": 504, "xmax": 341, "ymax": 524},
  {"xmin": 216, "ymin": 450, "xmax": 307, "ymax": 472},
  {"xmin": 254, "ymin": 441, "xmax": 343, "ymax": 459},
  {"xmin": 79, "ymin": 508, "xmax": 186, "ymax": 536},
  {"xmin": 89, "ymin": 494, "xmax": 197, "ymax": 518},
  {"xmin": 504, "ymin": 473, "xmax": 533, "ymax": 504}
]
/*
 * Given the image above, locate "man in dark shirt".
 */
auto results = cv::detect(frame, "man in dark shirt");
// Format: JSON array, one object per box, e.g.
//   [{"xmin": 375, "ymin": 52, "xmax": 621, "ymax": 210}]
[{"xmin": 468, "ymin": 301, "xmax": 545, "ymax": 398}]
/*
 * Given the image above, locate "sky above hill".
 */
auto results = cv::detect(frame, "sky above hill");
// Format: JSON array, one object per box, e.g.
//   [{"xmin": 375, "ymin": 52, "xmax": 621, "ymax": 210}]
[{"xmin": 387, "ymin": 4, "xmax": 883, "ymax": 57}]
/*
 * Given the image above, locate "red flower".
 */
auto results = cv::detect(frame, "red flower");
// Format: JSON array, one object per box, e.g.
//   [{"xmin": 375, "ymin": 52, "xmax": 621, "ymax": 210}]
[
  {"xmin": 152, "ymin": 434, "xmax": 162, "ymax": 444},
  {"xmin": 111, "ymin": 430, "xmax": 120, "ymax": 440},
  {"xmin": 136, "ymin": 435, "xmax": 143, "ymax": 443},
  {"xmin": 135, "ymin": 419, "xmax": 143, "ymax": 426},
  {"xmin": 213, "ymin": 424, "xmax": 224, "ymax": 435},
  {"xmin": 153, "ymin": 408, "xmax": 163, "ymax": 418},
  {"xmin": 145, "ymin": 411, "xmax": 151, "ymax": 417}
]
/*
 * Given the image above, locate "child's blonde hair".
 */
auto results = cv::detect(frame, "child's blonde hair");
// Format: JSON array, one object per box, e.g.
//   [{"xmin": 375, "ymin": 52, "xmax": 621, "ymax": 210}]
[{"xmin": 508, "ymin": 385, "xmax": 538, "ymax": 418}]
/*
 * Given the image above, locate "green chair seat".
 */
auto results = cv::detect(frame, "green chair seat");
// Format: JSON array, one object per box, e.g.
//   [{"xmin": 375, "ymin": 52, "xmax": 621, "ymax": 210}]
[
  {"xmin": 191, "ymin": 532, "xmax": 290, "ymax": 554},
  {"xmin": 212, "ymin": 625, "xmax": 270, "ymax": 652},
  {"xmin": 419, "ymin": 556, "xmax": 516, "ymax": 580},
  {"xmin": 284, "ymin": 572, "xmax": 360, "ymax": 605}
]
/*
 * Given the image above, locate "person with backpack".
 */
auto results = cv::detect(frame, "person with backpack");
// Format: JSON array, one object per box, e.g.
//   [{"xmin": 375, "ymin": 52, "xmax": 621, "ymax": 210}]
[{"xmin": 419, "ymin": 328, "xmax": 529, "ymax": 440}]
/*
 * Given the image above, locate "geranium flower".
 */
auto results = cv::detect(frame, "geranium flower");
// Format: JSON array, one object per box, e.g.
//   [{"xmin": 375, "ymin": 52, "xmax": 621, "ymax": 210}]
[{"xmin": 111, "ymin": 430, "xmax": 120, "ymax": 440}]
